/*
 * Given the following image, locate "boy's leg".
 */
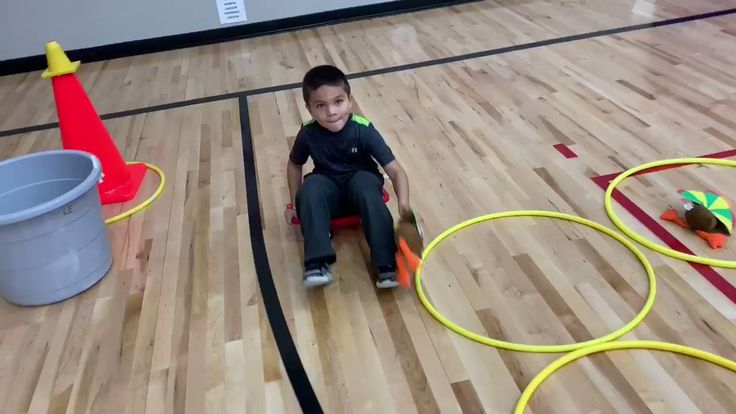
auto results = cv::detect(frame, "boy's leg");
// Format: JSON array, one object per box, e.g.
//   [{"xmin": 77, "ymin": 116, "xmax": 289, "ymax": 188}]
[
  {"xmin": 346, "ymin": 171, "xmax": 397, "ymax": 277},
  {"xmin": 296, "ymin": 174, "xmax": 341, "ymax": 272}
]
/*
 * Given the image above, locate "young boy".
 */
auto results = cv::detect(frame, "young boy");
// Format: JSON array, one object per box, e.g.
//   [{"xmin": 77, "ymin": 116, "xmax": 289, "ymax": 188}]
[{"xmin": 284, "ymin": 65, "xmax": 412, "ymax": 289}]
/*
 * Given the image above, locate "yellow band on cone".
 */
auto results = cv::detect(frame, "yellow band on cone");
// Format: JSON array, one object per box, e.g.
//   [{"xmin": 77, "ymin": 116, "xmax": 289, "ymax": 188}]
[{"xmin": 42, "ymin": 41, "xmax": 80, "ymax": 79}]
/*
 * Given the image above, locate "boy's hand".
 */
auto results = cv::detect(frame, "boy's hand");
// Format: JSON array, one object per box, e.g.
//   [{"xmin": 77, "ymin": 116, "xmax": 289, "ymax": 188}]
[
  {"xmin": 398, "ymin": 202, "xmax": 412, "ymax": 218},
  {"xmin": 284, "ymin": 203, "xmax": 297, "ymax": 224}
]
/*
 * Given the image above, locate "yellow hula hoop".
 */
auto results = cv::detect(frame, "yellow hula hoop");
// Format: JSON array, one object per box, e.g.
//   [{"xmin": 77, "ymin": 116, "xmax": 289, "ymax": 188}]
[
  {"xmin": 414, "ymin": 210, "xmax": 657, "ymax": 353},
  {"xmin": 513, "ymin": 340, "xmax": 736, "ymax": 413},
  {"xmin": 604, "ymin": 157, "xmax": 736, "ymax": 268},
  {"xmin": 104, "ymin": 162, "xmax": 165, "ymax": 225}
]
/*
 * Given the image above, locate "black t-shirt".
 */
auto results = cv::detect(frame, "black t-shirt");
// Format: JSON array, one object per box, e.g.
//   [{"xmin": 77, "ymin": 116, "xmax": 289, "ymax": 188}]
[{"xmin": 289, "ymin": 114, "xmax": 395, "ymax": 178}]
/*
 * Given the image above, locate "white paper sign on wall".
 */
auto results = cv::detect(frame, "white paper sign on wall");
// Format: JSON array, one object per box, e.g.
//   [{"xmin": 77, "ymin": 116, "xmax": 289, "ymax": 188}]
[{"xmin": 217, "ymin": 0, "xmax": 247, "ymax": 24}]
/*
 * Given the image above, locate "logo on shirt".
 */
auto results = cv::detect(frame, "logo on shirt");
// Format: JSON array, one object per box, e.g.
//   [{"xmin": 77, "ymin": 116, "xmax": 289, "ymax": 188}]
[{"xmin": 351, "ymin": 147, "xmax": 358, "ymax": 154}]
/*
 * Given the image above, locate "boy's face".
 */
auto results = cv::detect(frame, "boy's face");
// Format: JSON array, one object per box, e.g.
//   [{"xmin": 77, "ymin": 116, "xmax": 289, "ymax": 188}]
[{"xmin": 306, "ymin": 84, "xmax": 352, "ymax": 133}]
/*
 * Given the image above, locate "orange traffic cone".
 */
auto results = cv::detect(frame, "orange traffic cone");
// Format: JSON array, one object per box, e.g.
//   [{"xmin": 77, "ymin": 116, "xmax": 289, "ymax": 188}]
[{"xmin": 42, "ymin": 41, "xmax": 145, "ymax": 205}]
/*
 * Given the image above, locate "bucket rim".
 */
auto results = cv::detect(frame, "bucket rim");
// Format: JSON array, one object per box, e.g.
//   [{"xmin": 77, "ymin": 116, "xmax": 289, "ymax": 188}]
[{"xmin": 0, "ymin": 150, "xmax": 101, "ymax": 226}]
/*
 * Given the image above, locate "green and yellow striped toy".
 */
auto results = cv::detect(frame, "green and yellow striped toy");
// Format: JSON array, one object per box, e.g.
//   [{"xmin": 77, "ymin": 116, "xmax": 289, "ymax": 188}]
[{"xmin": 680, "ymin": 190, "xmax": 733, "ymax": 234}]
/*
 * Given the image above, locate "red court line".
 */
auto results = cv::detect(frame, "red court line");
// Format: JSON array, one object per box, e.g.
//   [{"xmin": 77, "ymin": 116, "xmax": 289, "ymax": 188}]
[
  {"xmin": 554, "ymin": 143, "xmax": 578, "ymax": 159},
  {"xmin": 595, "ymin": 148, "xmax": 736, "ymax": 183},
  {"xmin": 591, "ymin": 149, "xmax": 736, "ymax": 304},
  {"xmin": 592, "ymin": 176, "xmax": 736, "ymax": 304}
]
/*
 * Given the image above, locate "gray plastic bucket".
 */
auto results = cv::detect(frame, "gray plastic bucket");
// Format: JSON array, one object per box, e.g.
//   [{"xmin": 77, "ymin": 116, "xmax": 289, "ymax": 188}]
[{"xmin": 0, "ymin": 150, "xmax": 112, "ymax": 306}]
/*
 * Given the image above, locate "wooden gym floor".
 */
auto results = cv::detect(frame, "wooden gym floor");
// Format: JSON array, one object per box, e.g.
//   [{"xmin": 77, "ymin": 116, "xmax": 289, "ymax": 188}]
[{"xmin": 2, "ymin": 1, "xmax": 736, "ymax": 413}]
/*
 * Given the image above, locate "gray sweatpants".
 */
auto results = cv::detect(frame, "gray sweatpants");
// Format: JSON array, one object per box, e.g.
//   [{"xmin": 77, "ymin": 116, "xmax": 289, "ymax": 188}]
[{"xmin": 295, "ymin": 170, "xmax": 396, "ymax": 270}]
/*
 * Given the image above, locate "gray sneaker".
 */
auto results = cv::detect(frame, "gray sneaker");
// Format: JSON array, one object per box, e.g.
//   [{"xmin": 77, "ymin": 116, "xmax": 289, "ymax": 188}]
[
  {"xmin": 376, "ymin": 270, "xmax": 398, "ymax": 289},
  {"xmin": 303, "ymin": 265, "xmax": 333, "ymax": 288}
]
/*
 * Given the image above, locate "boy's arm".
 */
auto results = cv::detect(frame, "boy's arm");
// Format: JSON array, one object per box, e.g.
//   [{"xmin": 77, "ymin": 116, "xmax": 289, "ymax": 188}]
[
  {"xmin": 383, "ymin": 160, "xmax": 411, "ymax": 217},
  {"xmin": 361, "ymin": 123, "xmax": 412, "ymax": 216},
  {"xmin": 287, "ymin": 128, "xmax": 309, "ymax": 206},
  {"xmin": 286, "ymin": 160, "xmax": 303, "ymax": 205}
]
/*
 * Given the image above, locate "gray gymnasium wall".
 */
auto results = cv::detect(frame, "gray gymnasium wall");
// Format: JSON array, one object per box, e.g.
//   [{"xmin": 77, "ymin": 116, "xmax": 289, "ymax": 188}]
[{"xmin": 0, "ymin": 0, "xmax": 394, "ymax": 61}]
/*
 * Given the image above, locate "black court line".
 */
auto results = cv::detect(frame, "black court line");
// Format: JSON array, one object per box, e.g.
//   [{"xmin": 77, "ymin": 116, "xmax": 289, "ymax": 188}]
[
  {"xmin": 0, "ymin": 0, "xmax": 482, "ymax": 77},
  {"xmin": 0, "ymin": 91, "xmax": 247, "ymax": 138},
  {"xmin": 2, "ymin": 7, "xmax": 735, "ymax": 139},
  {"xmin": 239, "ymin": 96, "xmax": 323, "ymax": 413}
]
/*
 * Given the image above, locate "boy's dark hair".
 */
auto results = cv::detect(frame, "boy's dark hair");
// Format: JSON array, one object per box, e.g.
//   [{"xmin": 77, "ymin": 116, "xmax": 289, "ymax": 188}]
[{"xmin": 302, "ymin": 65, "xmax": 351, "ymax": 105}]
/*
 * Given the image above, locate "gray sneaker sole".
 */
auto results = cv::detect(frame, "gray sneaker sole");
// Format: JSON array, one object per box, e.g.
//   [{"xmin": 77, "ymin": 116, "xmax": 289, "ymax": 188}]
[
  {"xmin": 303, "ymin": 274, "xmax": 332, "ymax": 288},
  {"xmin": 376, "ymin": 279, "xmax": 399, "ymax": 288}
]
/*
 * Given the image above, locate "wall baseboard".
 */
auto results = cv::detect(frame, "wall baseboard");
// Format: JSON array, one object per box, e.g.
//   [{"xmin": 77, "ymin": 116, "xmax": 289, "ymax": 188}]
[{"xmin": 0, "ymin": 0, "xmax": 480, "ymax": 77}]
